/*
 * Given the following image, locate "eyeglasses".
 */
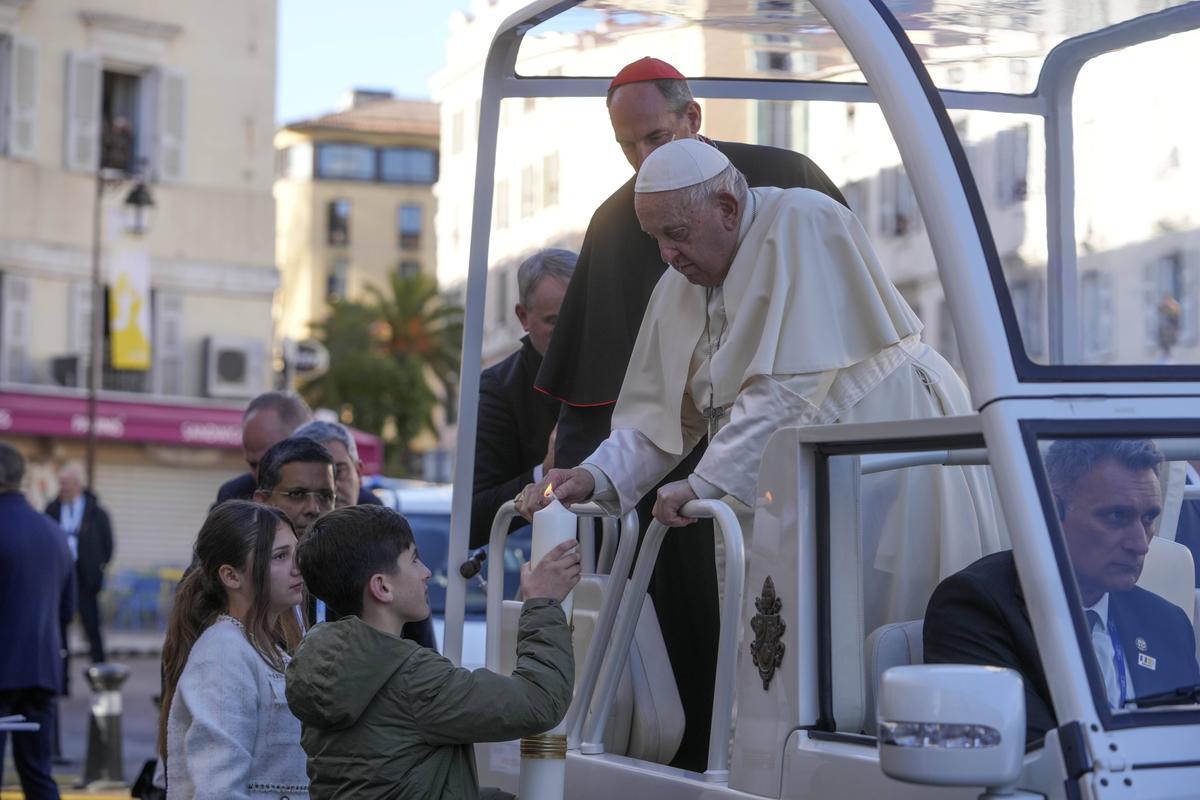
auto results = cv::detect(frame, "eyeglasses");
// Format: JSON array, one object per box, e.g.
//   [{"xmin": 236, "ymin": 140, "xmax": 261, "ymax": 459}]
[{"xmin": 275, "ymin": 488, "xmax": 335, "ymax": 507}]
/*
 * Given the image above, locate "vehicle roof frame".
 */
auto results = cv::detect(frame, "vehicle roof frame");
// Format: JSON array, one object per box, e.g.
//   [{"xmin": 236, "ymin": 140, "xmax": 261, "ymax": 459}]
[{"xmin": 443, "ymin": 0, "xmax": 1200, "ymax": 665}]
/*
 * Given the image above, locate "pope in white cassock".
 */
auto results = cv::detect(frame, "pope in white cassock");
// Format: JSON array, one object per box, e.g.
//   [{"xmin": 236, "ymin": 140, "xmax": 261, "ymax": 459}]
[{"xmin": 519, "ymin": 138, "xmax": 1004, "ymax": 626}]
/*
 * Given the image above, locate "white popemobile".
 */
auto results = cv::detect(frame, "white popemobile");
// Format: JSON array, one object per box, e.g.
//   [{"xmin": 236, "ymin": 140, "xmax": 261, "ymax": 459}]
[{"xmin": 441, "ymin": 2, "xmax": 1200, "ymax": 798}]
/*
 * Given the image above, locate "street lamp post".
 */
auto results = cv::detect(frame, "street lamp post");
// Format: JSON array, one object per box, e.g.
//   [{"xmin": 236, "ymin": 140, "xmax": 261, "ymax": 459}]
[{"xmin": 84, "ymin": 164, "xmax": 155, "ymax": 488}]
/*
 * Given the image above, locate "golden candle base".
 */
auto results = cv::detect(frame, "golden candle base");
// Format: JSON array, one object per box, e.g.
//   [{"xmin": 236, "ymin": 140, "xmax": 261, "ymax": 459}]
[{"xmin": 520, "ymin": 733, "xmax": 568, "ymax": 760}]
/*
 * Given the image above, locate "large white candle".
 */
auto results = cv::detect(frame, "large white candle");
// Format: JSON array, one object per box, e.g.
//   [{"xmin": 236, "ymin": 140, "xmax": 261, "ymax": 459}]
[{"xmin": 531, "ymin": 490, "xmax": 576, "ymax": 619}]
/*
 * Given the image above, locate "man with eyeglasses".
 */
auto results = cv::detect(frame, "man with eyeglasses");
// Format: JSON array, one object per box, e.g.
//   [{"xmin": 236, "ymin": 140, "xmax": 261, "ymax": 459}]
[{"xmin": 254, "ymin": 437, "xmax": 337, "ymax": 534}]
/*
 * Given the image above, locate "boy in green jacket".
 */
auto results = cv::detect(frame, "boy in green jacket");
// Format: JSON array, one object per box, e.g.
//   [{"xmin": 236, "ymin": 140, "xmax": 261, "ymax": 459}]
[{"xmin": 285, "ymin": 504, "xmax": 579, "ymax": 799}]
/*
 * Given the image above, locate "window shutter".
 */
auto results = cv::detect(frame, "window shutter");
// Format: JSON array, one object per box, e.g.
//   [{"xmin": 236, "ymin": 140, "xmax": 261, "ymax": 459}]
[
  {"xmin": 1096, "ymin": 273, "xmax": 1114, "ymax": 361},
  {"xmin": 147, "ymin": 67, "xmax": 187, "ymax": 181},
  {"xmin": 1012, "ymin": 124, "xmax": 1029, "ymax": 200},
  {"xmin": 1181, "ymin": 252, "xmax": 1199, "ymax": 347},
  {"xmin": 878, "ymin": 167, "xmax": 897, "ymax": 237},
  {"xmin": 63, "ymin": 51, "xmax": 101, "ymax": 173},
  {"xmin": 152, "ymin": 291, "xmax": 184, "ymax": 395},
  {"xmin": 7, "ymin": 36, "xmax": 38, "ymax": 160},
  {"xmin": 1, "ymin": 272, "xmax": 33, "ymax": 382},
  {"xmin": 1143, "ymin": 261, "xmax": 1161, "ymax": 353},
  {"xmin": 69, "ymin": 281, "xmax": 94, "ymax": 383}
]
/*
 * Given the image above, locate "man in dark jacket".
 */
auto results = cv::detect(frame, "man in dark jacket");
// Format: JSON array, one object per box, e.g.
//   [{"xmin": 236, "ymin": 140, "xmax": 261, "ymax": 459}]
[
  {"xmin": 470, "ymin": 249, "xmax": 575, "ymax": 549},
  {"xmin": 925, "ymin": 438, "xmax": 1200, "ymax": 744},
  {"xmin": 1, "ymin": 443, "xmax": 76, "ymax": 799},
  {"xmin": 287, "ymin": 505, "xmax": 579, "ymax": 799},
  {"xmin": 532, "ymin": 57, "xmax": 847, "ymax": 770},
  {"xmin": 45, "ymin": 462, "xmax": 112, "ymax": 664}
]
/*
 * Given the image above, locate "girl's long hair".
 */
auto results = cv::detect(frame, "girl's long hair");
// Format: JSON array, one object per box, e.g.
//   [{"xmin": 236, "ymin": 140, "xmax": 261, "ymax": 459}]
[{"xmin": 157, "ymin": 500, "xmax": 305, "ymax": 760}]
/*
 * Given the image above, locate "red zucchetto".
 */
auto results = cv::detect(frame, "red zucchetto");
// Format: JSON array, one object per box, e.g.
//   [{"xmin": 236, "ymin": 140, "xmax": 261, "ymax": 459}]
[{"xmin": 607, "ymin": 57, "xmax": 686, "ymax": 92}]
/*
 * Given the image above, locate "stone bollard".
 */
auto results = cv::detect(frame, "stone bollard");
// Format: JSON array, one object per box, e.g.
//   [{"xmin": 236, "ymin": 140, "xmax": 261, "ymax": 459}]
[{"xmin": 78, "ymin": 663, "xmax": 131, "ymax": 789}]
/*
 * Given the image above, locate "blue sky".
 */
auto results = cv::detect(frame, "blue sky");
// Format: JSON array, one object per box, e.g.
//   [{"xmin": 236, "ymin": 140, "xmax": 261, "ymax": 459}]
[{"xmin": 276, "ymin": 0, "xmax": 472, "ymax": 125}]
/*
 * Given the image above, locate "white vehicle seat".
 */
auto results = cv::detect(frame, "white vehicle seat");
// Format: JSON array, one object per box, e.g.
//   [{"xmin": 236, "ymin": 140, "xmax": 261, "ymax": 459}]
[
  {"xmin": 862, "ymin": 619, "xmax": 923, "ymax": 735},
  {"xmin": 498, "ymin": 574, "xmax": 683, "ymax": 764},
  {"xmin": 1137, "ymin": 536, "xmax": 1195, "ymax": 624}
]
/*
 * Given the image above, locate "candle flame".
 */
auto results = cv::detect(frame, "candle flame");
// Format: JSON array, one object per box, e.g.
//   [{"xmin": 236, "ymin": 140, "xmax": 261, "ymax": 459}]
[
  {"xmin": 764, "ymin": 490, "xmax": 773, "ymax": 504},
  {"xmin": 544, "ymin": 483, "xmax": 554, "ymax": 499}
]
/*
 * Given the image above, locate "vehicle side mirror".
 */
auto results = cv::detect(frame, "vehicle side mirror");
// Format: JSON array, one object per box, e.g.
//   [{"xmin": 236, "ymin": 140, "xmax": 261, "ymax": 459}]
[{"xmin": 877, "ymin": 665, "xmax": 1025, "ymax": 789}]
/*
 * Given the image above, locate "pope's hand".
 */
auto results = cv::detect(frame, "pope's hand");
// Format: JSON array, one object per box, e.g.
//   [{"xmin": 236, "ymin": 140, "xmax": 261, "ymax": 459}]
[
  {"xmin": 652, "ymin": 479, "xmax": 699, "ymax": 527},
  {"xmin": 515, "ymin": 467, "xmax": 595, "ymax": 521}
]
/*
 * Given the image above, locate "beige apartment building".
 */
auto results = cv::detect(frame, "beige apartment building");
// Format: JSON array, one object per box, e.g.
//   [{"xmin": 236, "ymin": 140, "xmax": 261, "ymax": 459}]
[
  {"xmin": 274, "ymin": 91, "xmax": 439, "ymax": 343},
  {"xmin": 0, "ymin": 0, "xmax": 280, "ymax": 574}
]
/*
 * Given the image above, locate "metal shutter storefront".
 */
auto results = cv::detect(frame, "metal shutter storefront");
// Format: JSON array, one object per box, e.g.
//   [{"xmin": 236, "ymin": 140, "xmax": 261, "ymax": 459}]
[{"xmin": 94, "ymin": 461, "xmax": 229, "ymax": 571}]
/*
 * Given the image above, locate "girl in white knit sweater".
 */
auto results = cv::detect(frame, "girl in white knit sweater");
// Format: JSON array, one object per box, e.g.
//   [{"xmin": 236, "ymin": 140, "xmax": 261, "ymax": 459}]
[{"xmin": 159, "ymin": 500, "xmax": 309, "ymax": 799}]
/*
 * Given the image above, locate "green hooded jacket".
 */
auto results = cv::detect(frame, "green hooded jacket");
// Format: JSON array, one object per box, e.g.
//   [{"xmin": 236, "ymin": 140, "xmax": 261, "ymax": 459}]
[{"xmin": 285, "ymin": 599, "xmax": 573, "ymax": 799}]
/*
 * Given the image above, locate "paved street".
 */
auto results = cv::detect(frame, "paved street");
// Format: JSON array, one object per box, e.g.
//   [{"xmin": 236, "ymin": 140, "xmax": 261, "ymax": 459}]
[{"xmin": 1, "ymin": 653, "xmax": 161, "ymax": 799}]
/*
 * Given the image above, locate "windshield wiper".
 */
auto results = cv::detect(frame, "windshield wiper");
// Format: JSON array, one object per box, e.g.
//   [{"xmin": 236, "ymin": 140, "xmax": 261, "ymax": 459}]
[{"xmin": 1132, "ymin": 684, "xmax": 1200, "ymax": 709}]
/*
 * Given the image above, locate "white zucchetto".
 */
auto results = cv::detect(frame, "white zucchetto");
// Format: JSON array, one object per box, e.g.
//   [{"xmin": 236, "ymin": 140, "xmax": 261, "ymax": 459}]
[{"xmin": 635, "ymin": 138, "xmax": 731, "ymax": 193}]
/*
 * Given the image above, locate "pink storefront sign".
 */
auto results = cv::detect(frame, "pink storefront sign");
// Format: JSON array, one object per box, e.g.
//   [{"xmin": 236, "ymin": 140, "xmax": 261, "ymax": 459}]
[{"xmin": 0, "ymin": 390, "xmax": 382, "ymax": 474}]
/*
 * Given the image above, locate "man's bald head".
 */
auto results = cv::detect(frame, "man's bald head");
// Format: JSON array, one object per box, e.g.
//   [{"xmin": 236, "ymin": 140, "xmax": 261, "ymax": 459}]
[
  {"xmin": 608, "ymin": 79, "xmax": 701, "ymax": 172},
  {"xmin": 242, "ymin": 391, "xmax": 311, "ymax": 481}
]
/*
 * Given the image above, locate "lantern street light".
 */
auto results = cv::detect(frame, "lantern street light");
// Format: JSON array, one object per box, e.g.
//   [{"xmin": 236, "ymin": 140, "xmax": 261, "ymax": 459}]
[{"xmin": 84, "ymin": 162, "xmax": 156, "ymax": 487}]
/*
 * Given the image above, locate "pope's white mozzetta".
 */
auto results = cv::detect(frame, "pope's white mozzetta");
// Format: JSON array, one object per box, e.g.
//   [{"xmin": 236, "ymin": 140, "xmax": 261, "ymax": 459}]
[{"xmin": 531, "ymin": 490, "xmax": 576, "ymax": 618}]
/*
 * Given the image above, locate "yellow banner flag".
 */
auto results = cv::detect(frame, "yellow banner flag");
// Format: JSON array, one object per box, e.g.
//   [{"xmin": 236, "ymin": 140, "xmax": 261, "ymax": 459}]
[{"xmin": 108, "ymin": 249, "xmax": 152, "ymax": 370}]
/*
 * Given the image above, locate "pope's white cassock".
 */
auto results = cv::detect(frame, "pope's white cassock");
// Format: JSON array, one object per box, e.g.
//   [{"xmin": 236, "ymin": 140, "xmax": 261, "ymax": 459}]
[{"xmin": 578, "ymin": 139, "xmax": 1006, "ymax": 629}]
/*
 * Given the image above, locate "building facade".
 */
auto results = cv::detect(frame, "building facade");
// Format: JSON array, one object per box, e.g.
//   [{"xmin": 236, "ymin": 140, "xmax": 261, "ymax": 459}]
[
  {"xmin": 274, "ymin": 91, "xmax": 439, "ymax": 343},
  {"xmin": 0, "ymin": 0, "xmax": 279, "ymax": 575}
]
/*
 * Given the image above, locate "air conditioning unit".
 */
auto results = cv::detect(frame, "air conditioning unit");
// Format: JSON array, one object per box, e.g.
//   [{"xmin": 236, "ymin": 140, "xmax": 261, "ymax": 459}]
[
  {"xmin": 203, "ymin": 336, "xmax": 267, "ymax": 399},
  {"xmin": 51, "ymin": 354, "xmax": 84, "ymax": 388}
]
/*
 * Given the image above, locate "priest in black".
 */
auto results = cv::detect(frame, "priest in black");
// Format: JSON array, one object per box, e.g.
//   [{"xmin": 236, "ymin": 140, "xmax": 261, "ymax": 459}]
[
  {"xmin": 471, "ymin": 249, "xmax": 576, "ymax": 549},
  {"xmin": 533, "ymin": 57, "xmax": 846, "ymax": 772}
]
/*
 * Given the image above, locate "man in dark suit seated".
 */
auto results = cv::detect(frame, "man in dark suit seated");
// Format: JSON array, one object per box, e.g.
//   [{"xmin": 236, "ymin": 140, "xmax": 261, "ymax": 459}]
[
  {"xmin": 925, "ymin": 438, "xmax": 1200, "ymax": 744},
  {"xmin": 469, "ymin": 249, "xmax": 575, "ymax": 549}
]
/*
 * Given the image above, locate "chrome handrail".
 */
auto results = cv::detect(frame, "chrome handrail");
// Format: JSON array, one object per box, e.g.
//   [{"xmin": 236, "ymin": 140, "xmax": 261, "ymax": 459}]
[
  {"xmin": 483, "ymin": 501, "xmax": 638, "ymax": 747},
  {"xmin": 579, "ymin": 499, "xmax": 744, "ymax": 783}
]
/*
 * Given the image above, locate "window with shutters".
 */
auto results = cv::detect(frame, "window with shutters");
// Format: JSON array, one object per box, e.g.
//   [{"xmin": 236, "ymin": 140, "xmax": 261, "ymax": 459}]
[
  {"xmin": 878, "ymin": 165, "xmax": 922, "ymax": 238},
  {"xmin": 398, "ymin": 260, "xmax": 421, "ymax": 279},
  {"xmin": 994, "ymin": 124, "xmax": 1029, "ymax": 206},
  {"xmin": 542, "ymin": 152, "xmax": 559, "ymax": 209},
  {"xmin": 327, "ymin": 258, "xmax": 349, "ymax": 302},
  {"xmin": 61, "ymin": 281, "xmax": 95, "ymax": 388},
  {"xmin": 1009, "ymin": 277, "xmax": 1046, "ymax": 358},
  {"xmin": 520, "ymin": 164, "xmax": 538, "ymax": 219},
  {"xmin": 1080, "ymin": 271, "xmax": 1114, "ymax": 364},
  {"xmin": 152, "ymin": 291, "xmax": 185, "ymax": 396},
  {"xmin": 0, "ymin": 35, "xmax": 38, "ymax": 160},
  {"xmin": 65, "ymin": 53, "xmax": 186, "ymax": 180},
  {"xmin": 1144, "ymin": 251, "xmax": 1198, "ymax": 357},
  {"xmin": 0, "ymin": 272, "xmax": 33, "ymax": 384},
  {"xmin": 398, "ymin": 204, "xmax": 422, "ymax": 250},
  {"xmin": 327, "ymin": 199, "xmax": 351, "ymax": 246},
  {"xmin": 756, "ymin": 101, "xmax": 792, "ymax": 148}
]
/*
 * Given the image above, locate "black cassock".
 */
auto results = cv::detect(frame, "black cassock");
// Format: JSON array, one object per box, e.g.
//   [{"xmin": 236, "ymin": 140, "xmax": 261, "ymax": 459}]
[{"xmin": 536, "ymin": 139, "xmax": 846, "ymax": 771}]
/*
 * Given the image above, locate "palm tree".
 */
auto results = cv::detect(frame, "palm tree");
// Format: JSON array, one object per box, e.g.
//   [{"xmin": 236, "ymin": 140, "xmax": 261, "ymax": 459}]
[
  {"xmin": 367, "ymin": 272, "xmax": 463, "ymax": 399},
  {"xmin": 302, "ymin": 272, "xmax": 463, "ymax": 475}
]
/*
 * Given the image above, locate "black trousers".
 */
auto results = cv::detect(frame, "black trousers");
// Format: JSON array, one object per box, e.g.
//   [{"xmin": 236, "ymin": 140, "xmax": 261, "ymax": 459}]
[
  {"xmin": 77, "ymin": 586, "xmax": 106, "ymax": 664},
  {"xmin": 0, "ymin": 688, "xmax": 60, "ymax": 800}
]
